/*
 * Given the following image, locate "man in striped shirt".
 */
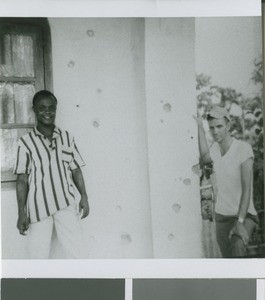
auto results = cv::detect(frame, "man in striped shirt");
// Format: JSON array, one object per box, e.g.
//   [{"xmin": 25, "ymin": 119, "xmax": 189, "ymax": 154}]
[{"xmin": 14, "ymin": 90, "xmax": 89, "ymax": 259}]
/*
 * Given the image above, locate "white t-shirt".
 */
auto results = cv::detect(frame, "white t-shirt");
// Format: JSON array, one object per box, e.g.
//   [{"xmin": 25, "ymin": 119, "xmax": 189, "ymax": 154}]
[{"xmin": 210, "ymin": 138, "xmax": 257, "ymax": 216}]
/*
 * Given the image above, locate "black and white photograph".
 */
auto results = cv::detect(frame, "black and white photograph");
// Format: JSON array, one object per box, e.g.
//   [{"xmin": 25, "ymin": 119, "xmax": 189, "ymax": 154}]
[{"xmin": 0, "ymin": 15, "xmax": 264, "ymax": 260}]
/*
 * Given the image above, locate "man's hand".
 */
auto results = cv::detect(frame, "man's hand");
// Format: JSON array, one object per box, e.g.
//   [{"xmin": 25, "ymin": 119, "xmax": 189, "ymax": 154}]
[
  {"xmin": 193, "ymin": 109, "xmax": 204, "ymax": 129},
  {"xmin": 17, "ymin": 211, "xmax": 29, "ymax": 235},
  {"xmin": 79, "ymin": 195, "xmax": 90, "ymax": 219},
  {"xmin": 229, "ymin": 221, "xmax": 249, "ymax": 245}
]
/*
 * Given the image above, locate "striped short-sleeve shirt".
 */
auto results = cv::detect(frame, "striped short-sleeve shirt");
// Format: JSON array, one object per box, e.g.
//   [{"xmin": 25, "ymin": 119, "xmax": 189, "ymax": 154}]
[{"xmin": 13, "ymin": 126, "xmax": 85, "ymax": 223}]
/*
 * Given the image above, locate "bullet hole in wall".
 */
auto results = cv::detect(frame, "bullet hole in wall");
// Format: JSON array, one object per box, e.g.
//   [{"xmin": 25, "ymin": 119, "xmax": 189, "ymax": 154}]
[
  {"xmin": 121, "ymin": 232, "xmax": 132, "ymax": 245},
  {"xmin": 116, "ymin": 205, "xmax": 122, "ymax": 212},
  {"xmin": 93, "ymin": 119, "xmax": 100, "ymax": 128},
  {"xmin": 172, "ymin": 203, "xmax": 181, "ymax": 214},
  {"xmin": 68, "ymin": 60, "xmax": 75, "ymax": 68},
  {"xmin": 183, "ymin": 178, "xmax": 191, "ymax": 185},
  {"xmin": 163, "ymin": 103, "xmax": 172, "ymax": 112},
  {"xmin": 86, "ymin": 30, "xmax": 95, "ymax": 37},
  {"xmin": 168, "ymin": 233, "xmax": 174, "ymax": 241}
]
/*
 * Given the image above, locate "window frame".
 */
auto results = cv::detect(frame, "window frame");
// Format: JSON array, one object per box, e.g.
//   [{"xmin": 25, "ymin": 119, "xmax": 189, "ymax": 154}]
[{"xmin": 0, "ymin": 18, "xmax": 53, "ymax": 182}]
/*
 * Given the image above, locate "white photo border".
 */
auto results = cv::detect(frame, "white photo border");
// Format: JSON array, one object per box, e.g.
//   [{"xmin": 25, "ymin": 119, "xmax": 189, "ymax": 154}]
[
  {"xmin": 2, "ymin": 259, "xmax": 265, "ymax": 278},
  {"xmin": 0, "ymin": 0, "xmax": 261, "ymax": 18}
]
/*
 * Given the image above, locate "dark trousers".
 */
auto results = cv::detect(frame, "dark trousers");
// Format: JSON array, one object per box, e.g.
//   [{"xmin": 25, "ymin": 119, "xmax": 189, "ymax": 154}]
[{"xmin": 215, "ymin": 213, "xmax": 258, "ymax": 258}]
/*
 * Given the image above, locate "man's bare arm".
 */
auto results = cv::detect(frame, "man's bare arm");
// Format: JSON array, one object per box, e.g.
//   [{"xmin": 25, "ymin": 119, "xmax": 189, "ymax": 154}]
[
  {"xmin": 228, "ymin": 157, "xmax": 253, "ymax": 244},
  {"xmin": 16, "ymin": 174, "xmax": 30, "ymax": 235},
  {"xmin": 238, "ymin": 157, "xmax": 253, "ymax": 219},
  {"xmin": 193, "ymin": 112, "xmax": 212, "ymax": 165},
  {"xmin": 72, "ymin": 167, "xmax": 90, "ymax": 219}
]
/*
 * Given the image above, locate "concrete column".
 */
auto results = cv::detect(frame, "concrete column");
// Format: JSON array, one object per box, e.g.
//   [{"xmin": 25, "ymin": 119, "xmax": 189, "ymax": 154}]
[{"xmin": 145, "ymin": 18, "xmax": 203, "ymax": 258}]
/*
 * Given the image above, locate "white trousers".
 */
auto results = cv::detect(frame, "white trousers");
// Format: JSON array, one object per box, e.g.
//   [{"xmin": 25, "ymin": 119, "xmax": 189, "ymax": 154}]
[{"xmin": 28, "ymin": 204, "xmax": 86, "ymax": 259}]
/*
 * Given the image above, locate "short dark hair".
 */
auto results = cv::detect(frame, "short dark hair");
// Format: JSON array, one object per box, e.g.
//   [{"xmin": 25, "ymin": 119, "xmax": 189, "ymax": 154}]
[
  {"xmin": 206, "ymin": 115, "xmax": 215, "ymax": 122},
  {"xmin": 32, "ymin": 90, "xmax": 57, "ymax": 106}
]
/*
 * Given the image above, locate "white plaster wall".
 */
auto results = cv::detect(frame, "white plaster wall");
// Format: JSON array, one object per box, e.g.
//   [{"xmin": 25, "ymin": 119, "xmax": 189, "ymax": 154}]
[
  {"xmin": 50, "ymin": 18, "xmax": 153, "ymax": 258},
  {"xmin": 145, "ymin": 18, "xmax": 203, "ymax": 258}
]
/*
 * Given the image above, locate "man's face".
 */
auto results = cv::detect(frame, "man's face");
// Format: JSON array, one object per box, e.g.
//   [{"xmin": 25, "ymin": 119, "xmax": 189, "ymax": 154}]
[
  {"xmin": 208, "ymin": 117, "xmax": 230, "ymax": 143},
  {"xmin": 33, "ymin": 97, "xmax": 57, "ymax": 126}
]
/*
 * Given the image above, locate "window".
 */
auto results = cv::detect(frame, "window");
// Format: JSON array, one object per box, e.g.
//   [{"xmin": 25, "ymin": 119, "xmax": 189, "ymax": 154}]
[{"xmin": 0, "ymin": 18, "xmax": 52, "ymax": 182}]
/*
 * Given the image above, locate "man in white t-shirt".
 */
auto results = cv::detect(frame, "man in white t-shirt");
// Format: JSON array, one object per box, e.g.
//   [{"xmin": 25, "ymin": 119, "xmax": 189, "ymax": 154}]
[{"xmin": 195, "ymin": 105, "xmax": 258, "ymax": 258}]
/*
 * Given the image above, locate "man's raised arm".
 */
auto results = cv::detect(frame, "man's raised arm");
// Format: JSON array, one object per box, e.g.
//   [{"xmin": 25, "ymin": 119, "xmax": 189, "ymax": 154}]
[{"xmin": 193, "ymin": 111, "xmax": 212, "ymax": 165}]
